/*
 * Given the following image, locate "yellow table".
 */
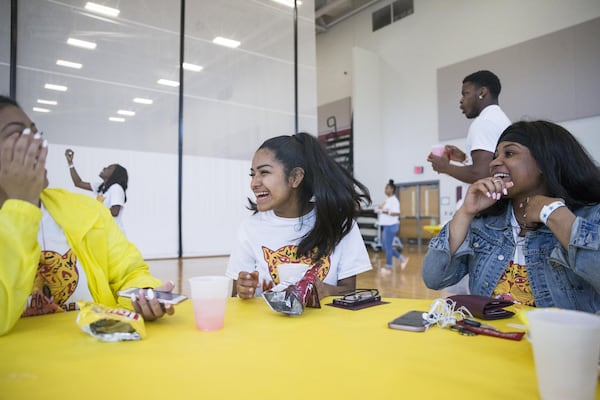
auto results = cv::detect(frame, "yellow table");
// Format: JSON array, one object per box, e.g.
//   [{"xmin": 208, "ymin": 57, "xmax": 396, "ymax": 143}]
[
  {"xmin": 423, "ymin": 224, "xmax": 443, "ymax": 236},
  {"xmin": 1, "ymin": 298, "xmax": 596, "ymax": 399}
]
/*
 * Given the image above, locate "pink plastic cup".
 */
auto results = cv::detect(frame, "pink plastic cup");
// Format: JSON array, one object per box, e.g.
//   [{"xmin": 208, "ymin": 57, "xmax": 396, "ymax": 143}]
[
  {"xmin": 189, "ymin": 276, "xmax": 231, "ymax": 331},
  {"xmin": 430, "ymin": 144, "xmax": 446, "ymax": 157}
]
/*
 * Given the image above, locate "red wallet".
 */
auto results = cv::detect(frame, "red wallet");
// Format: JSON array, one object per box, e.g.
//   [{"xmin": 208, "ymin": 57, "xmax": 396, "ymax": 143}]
[{"xmin": 447, "ymin": 294, "xmax": 514, "ymax": 320}]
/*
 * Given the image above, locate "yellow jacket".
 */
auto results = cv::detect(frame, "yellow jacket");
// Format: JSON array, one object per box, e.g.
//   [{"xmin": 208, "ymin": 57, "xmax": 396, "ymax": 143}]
[{"xmin": 0, "ymin": 188, "xmax": 161, "ymax": 336}]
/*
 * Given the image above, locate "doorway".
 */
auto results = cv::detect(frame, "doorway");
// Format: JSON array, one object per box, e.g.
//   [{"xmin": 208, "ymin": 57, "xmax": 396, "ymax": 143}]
[{"xmin": 397, "ymin": 181, "xmax": 440, "ymax": 248}]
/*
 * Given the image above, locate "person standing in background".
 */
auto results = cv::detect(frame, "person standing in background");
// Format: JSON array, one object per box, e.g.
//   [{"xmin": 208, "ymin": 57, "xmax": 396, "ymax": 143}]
[
  {"xmin": 376, "ymin": 179, "xmax": 409, "ymax": 276},
  {"xmin": 428, "ymin": 70, "xmax": 511, "ymax": 184},
  {"xmin": 65, "ymin": 149, "xmax": 128, "ymax": 232}
]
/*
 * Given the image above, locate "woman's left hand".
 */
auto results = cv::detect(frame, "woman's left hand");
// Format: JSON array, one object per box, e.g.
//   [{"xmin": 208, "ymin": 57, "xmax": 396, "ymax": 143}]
[{"xmin": 131, "ymin": 281, "xmax": 176, "ymax": 321}]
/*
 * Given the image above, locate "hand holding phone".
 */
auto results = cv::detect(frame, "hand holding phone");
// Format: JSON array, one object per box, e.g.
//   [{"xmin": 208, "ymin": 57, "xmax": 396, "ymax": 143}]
[
  {"xmin": 388, "ymin": 310, "xmax": 430, "ymax": 332},
  {"xmin": 118, "ymin": 288, "xmax": 187, "ymax": 305}
]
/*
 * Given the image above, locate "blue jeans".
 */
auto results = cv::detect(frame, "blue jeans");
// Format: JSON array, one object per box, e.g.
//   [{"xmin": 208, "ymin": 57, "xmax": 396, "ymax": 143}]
[{"xmin": 382, "ymin": 224, "xmax": 402, "ymax": 267}]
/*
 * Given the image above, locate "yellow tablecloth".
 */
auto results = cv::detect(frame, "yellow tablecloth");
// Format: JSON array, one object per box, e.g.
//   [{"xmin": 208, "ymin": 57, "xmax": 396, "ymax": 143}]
[{"xmin": 1, "ymin": 298, "xmax": 596, "ymax": 399}]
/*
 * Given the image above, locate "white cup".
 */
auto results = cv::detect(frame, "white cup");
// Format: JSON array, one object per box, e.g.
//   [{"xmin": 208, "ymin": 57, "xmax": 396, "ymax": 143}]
[
  {"xmin": 430, "ymin": 144, "xmax": 446, "ymax": 157},
  {"xmin": 188, "ymin": 276, "xmax": 231, "ymax": 331},
  {"xmin": 528, "ymin": 309, "xmax": 600, "ymax": 400}
]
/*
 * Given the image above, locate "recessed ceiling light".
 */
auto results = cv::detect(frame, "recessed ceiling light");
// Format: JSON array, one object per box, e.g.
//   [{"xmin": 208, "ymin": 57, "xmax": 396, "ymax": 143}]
[
  {"xmin": 133, "ymin": 97, "xmax": 153, "ymax": 104},
  {"xmin": 157, "ymin": 79, "xmax": 180, "ymax": 87},
  {"xmin": 109, "ymin": 117, "xmax": 125, "ymax": 122},
  {"xmin": 56, "ymin": 59, "xmax": 82, "ymax": 69},
  {"xmin": 67, "ymin": 38, "xmax": 97, "ymax": 50},
  {"xmin": 84, "ymin": 2, "xmax": 120, "ymax": 17},
  {"xmin": 37, "ymin": 99, "xmax": 57, "ymax": 105},
  {"xmin": 212, "ymin": 36, "xmax": 240, "ymax": 48},
  {"xmin": 182, "ymin": 62, "xmax": 203, "ymax": 72},
  {"xmin": 44, "ymin": 83, "xmax": 68, "ymax": 92},
  {"xmin": 33, "ymin": 107, "xmax": 50, "ymax": 113},
  {"xmin": 272, "ymin": 0, "xmax": 302, "ymax": 7},
  {"xmin": 117, "ymin": 110, "xmax": 135, "ymax": 116}
]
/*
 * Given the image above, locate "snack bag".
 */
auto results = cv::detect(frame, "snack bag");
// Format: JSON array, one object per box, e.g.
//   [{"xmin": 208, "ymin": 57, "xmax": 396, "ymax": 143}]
[
  {"xmin": 76, "ymin": 301, "xmax": 146, "ymax": 342},
  {"xmin": 262, "ymin": 262, "xmax": 321, "ymax": 315}
]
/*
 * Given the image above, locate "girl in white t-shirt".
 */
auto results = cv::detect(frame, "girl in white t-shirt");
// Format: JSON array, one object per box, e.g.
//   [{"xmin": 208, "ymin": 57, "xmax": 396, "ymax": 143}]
[
  {"xmin": 376, "ymin": 179, "xmax": 408, "ymax": 275},
  {"xmin": 227, "ymin": 132, "xmax": 373, "ymax": 299},
  {"xmin": 64, "ymin": 149, "xmax": 128, "ymax": 231}
]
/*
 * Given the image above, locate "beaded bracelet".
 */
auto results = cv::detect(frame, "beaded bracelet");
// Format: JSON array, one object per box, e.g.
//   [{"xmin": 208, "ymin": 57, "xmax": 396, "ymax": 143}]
[{"xmin": 539, "ymin": 200, "xmax": 566, "ymax": 224}]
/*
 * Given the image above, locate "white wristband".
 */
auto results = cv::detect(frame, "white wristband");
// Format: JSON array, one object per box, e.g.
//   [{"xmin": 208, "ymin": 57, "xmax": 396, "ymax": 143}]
[
  {"xmin": 69, "ymin": 164, "xmax": 75, "ymax": 169},
  {"xmin": 539, "ymin": 201, "xmax": 565, "ymax": 225}
]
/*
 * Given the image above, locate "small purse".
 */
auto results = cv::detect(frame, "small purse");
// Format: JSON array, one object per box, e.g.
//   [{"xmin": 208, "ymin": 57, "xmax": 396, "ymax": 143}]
[{"xmin": 447, "ymin": 294, "xmax": 514, "ymax": 320}]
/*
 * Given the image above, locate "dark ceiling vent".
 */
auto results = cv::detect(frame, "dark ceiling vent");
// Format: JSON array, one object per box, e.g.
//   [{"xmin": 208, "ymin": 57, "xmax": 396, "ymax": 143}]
[{"xmin": 372, "ymin": 0, "xmax": 413, "ymax": 32}]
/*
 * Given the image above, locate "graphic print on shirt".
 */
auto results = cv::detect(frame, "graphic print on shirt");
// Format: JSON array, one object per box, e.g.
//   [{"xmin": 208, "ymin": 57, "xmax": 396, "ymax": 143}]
[
  {"xmin": 262, "ymin": 245, "xmax": 331, "ymax": 284},
  {"xmin": 492, "ymin": 261, "xmax": 535, "ymax": 306},
  {"xmin": 22, "ymin": 249, "xmax": 79, "ymax": 317},
  {"xmin": 96, "ymin": 193, "xmax": 105, "ymax": 203}
]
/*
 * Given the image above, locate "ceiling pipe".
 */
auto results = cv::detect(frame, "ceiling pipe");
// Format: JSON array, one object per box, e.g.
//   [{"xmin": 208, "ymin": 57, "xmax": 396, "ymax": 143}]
[{"xmin": 316, "ymin": 0, "xmax": 383, "ymax": 32}]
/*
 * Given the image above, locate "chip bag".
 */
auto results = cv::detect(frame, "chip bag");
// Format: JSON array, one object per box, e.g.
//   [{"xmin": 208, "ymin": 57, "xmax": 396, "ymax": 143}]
[{"xmin": 76, "ymin": 301, "xmax": 146, "ymax": 342}]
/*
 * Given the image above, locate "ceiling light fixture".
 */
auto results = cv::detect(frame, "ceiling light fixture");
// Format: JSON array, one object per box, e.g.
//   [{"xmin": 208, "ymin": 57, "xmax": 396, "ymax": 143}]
[
  {"xmin": 33, "ymin": 107, "xmax": 50, "ymax": 113},
  {"xmin": 133, "ymin": 97, "xmax": 153, "ymax": 104},
  {"xmin": 37, "ymin": 99, "xmax": 57, "ymax": 105},
  {"xmin": 182, "ymin": 62, "xmax": 203, "ymax": 72},
  {"xmin": 157, "ymin": 79, "xmax": 180, "ymax": 87},
  {"xmin": 272, "ymin": 0, "xmax": 302, "ymax": 7},
  {"xmin": 67, "ymin": 38, "xmax": 97, "ymax": 50},
  {"xmin": 44, "ymin": 83, "xmax": 68, "ymax": 92},
  {"xmin": 117, "ymin": 110, "xmax": 135, "ymax": 116},
  {"xmin": 212, "ymin": 36, "xmax": 240, "ymax": 48},
  {"xmin": 109, "ymin": 117, "xmax": 125, "ymax": 122},
  {"xmin": 56, "ymin": 59, "xmax": 82, "ymax": 69},
  {"xmin": 84, "ymin": 2, "xmax": 120, "ymax": 17}
]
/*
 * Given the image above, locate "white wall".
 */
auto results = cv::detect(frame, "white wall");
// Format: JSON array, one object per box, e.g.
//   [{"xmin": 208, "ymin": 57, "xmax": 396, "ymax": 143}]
[{"xmin": 317, "ymin": 0, "xmax": 600, "ymax": 221}]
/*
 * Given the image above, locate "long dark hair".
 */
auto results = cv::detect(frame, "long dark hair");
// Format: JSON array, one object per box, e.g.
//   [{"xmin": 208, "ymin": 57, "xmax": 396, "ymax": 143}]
[
  {"xmin": 484, "ymin": 120, "xmax": 600, "ymax": 215},
  {"xmin": 98, "ymin": 164, "xmax": 128, "ymax": 202},
  {"xmin": 0, "ymin": 95, "xmax": 20, "ymax": 111},
  {"xmin": 249, "ymin": 132, "xmax": 371, "ymax": 260}
]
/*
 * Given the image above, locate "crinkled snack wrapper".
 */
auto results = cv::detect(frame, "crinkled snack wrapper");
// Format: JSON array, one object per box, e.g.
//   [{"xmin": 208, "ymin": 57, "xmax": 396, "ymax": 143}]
[
  {"xmin": 76, "ymin": 301, "xmax": 146, "ymax": 342},
  {"xmin": 262, "ymin": 262, "xmax": 321, "ymax": 315}
]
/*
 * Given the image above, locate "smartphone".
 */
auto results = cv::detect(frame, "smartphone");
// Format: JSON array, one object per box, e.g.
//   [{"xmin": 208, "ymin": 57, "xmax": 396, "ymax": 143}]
[
  {"xmin": 388, "ymin": 310, "xmax": 430, "ymax": 332},
  {"xmin": 118, "ymin": 288, "xmax": 188, "ymax": 305}
]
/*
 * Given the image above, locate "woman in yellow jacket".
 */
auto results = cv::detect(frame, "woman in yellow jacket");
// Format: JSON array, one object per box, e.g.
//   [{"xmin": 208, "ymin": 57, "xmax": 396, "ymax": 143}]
[{"xmin": 0, "ymin": 95, "xmax": 174, "ymax": 336}]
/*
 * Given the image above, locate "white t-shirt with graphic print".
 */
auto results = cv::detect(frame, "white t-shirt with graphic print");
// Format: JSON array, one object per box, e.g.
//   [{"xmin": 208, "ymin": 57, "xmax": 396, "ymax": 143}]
[
  {"xmin": 92, "ymin": 182, "xmax": 125, "ymax": 231},
  {"xmin": 226, "ymin": 208, "xmax": 372, "ymax": 297}
]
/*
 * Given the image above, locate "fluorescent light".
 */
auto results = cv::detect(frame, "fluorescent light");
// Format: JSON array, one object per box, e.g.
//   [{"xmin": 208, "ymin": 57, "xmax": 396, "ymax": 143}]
[
  {"xmin": 272, "ymin": 0, "xmax": 302, "ymax": 7},
  {"xmin": 157, "ymin": 79, "xmax": 180, "ymax": 87},
  {"xmin": 84, "ymin": 2, "xmax": 120, "ymax": 17},
  {"xmin": 44, "ymin": 84, "xmax": 68, "ymax": 92},
  {"xmin": 133, "ymin": 97, "xmax": 153, "ymax": 105},
  {"xmin": 117, "ymin": 110, "xmax": 135, "ymax": 116},
  {"xmin": 56, "ymin": 59, "xmax": 82, "ymax": 69},
  {"xmin": 33, "ymin": 107, "xmax": 50, "ymax": 113},
  {"xmin": 67, "ymin": 38, "xmax": 97, "ymax": 50},
  {"xmin": 182, "ymin": 62, "xmax": 203, "ymax": 72},
  {"xmin": 212, "ymin": 36, "xmax": 240, "ymax": 48},
  {"xmin": 37, "ymin": 99, "xmax": 57, "ymax": 106},
  {"xmin": 109, "ymin": 117, "xmax": 125, "ymax": 122}
]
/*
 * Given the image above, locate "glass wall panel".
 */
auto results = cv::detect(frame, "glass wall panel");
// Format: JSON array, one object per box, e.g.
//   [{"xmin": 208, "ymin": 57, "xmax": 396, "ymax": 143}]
[
  {"xmin": 181, "ymin": 0, "xmax": 317, "ymax": 256},
  {"xmin": 17, "ymin": 0, "xmax": 181, "ymax": 258},
  {"xmin": 0, "ymin": 0, "xmax": 10, "ymax": 94},
  {"xmin": 183, "ymin": 0, "xmax": 316, "ymax": 160}
]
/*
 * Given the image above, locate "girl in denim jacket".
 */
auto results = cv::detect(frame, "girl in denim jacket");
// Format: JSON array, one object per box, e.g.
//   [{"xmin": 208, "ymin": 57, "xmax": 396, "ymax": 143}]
[{"xmin": 423, "ymin": 121, "xmax": 600, "ymax": 313}]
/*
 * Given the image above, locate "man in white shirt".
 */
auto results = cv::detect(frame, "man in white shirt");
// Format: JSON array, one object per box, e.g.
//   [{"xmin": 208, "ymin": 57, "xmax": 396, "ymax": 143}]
[{"xmin": 428, "ymin": 70, "xmax": 511, "ymax": 183}]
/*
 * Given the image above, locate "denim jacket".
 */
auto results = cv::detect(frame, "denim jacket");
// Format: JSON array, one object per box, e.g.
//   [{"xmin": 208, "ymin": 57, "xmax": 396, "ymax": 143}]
[{"xmin": 423, "ymin": 202, "xmax": 600, "ymax": 313}]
